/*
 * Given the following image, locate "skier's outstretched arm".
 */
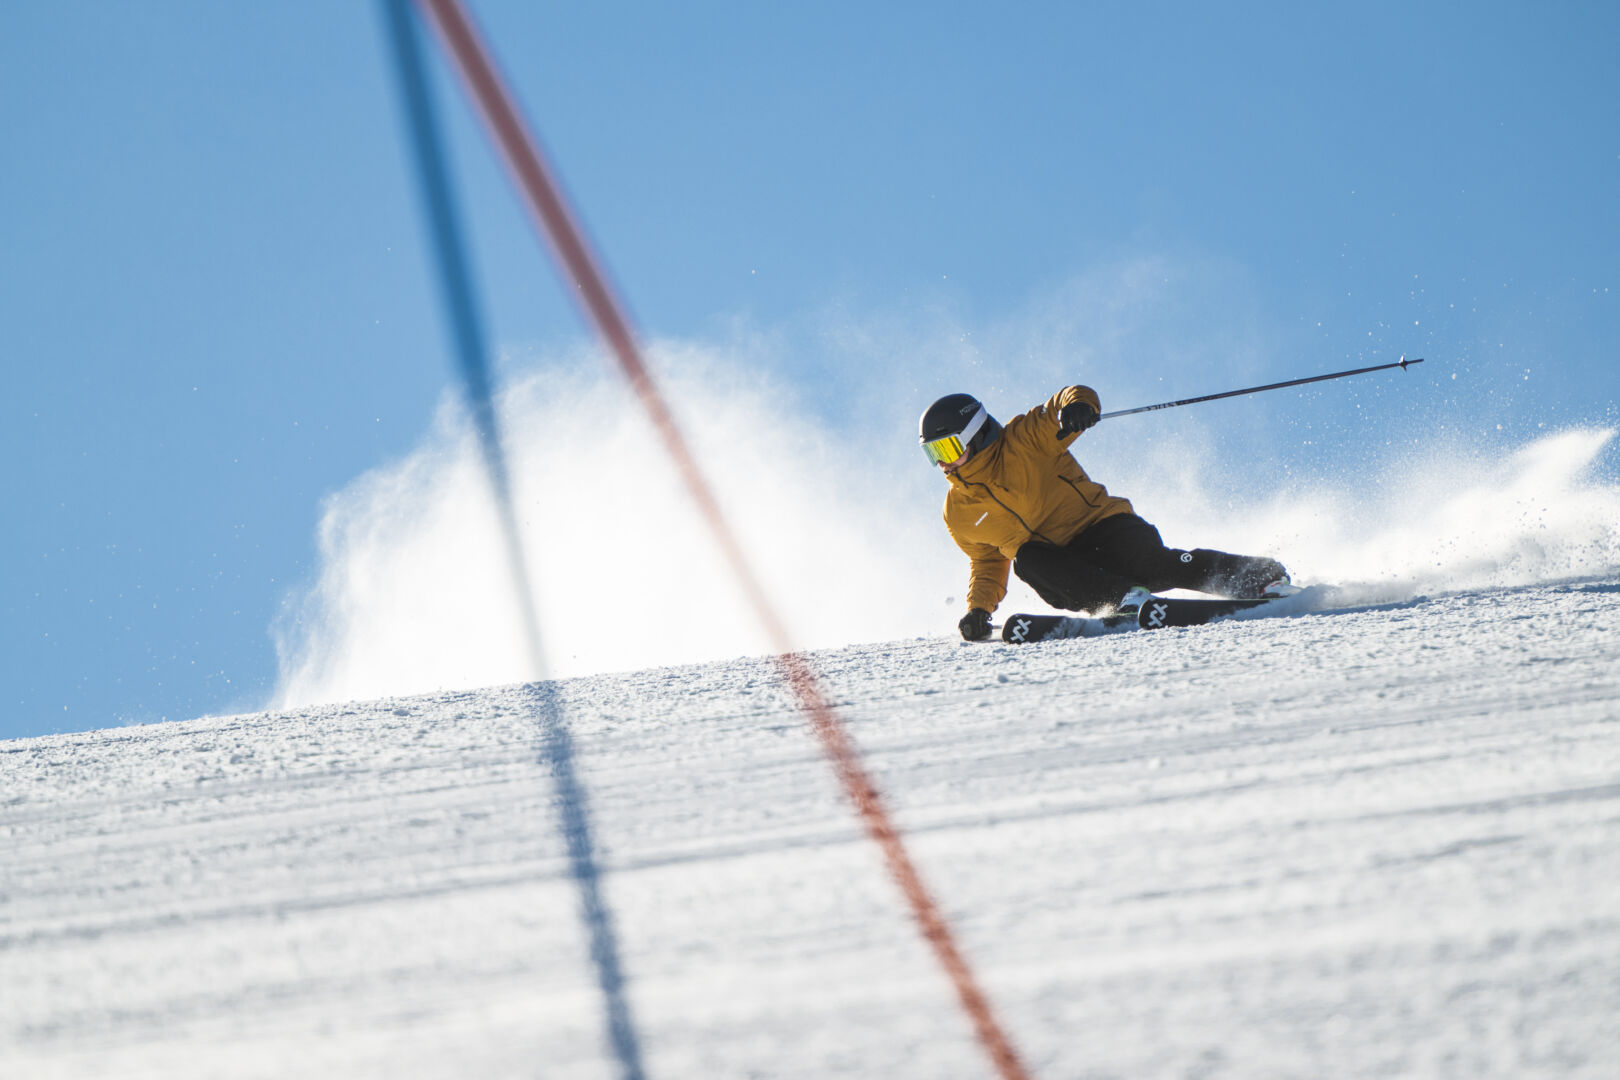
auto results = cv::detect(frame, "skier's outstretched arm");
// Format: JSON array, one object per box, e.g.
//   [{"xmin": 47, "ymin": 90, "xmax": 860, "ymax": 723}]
[{"xmin": 1020, "ymin": 386, "xmax": 1101, "ymax": 457}]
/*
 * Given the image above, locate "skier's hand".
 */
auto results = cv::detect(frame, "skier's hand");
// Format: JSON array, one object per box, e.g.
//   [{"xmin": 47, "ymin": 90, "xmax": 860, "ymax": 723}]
[
  {"xmin": 1057, "ymin": 402, "xmax": 1099, "ymax": 437},
  {"xmin": 959, "ymin": 608, "xmax": 992, "ymax": 641}
]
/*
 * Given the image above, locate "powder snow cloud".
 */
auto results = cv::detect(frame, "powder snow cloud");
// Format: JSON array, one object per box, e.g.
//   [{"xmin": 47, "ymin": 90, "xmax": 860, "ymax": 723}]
[{"xmin": 272, "ymin": 260, "xmax": 1620, "ymax": 709}]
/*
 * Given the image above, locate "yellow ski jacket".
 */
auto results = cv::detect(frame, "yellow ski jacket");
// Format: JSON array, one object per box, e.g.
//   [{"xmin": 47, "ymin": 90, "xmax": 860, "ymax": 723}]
[{"xmin": 943, "ymin": 386, "xmax": 1133, "ymax": 613}]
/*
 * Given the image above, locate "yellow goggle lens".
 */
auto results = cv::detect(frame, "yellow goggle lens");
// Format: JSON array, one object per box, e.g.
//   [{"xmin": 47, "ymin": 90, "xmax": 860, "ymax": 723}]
[{"xmin": 922, "ymin": 434, "xmax": 965, "ymax": 465}]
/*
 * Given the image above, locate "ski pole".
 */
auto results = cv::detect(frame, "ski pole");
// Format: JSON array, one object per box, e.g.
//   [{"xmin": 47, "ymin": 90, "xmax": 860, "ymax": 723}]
[{"xmin": 1099, "ymin": 355, "xmax": 1424, "ymax": 420}]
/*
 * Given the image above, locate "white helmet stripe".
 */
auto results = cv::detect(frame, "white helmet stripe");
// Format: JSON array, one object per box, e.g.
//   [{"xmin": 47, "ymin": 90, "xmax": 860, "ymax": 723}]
[{"xmin": 955, "ymin": 405, "xmax": 988, "ymax": 449}]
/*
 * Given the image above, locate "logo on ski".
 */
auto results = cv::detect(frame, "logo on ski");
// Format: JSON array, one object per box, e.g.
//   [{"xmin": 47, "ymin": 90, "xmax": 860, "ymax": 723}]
[{"xmin": 1145, "ymin": 601, "xmax": 1169, "ymax": 629}]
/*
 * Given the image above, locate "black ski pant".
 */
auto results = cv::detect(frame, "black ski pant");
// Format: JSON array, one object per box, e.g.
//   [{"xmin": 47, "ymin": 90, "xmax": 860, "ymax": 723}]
[{"xmin": 1013, "ymin": 513, "xmax": 1285, "ymax": 614}]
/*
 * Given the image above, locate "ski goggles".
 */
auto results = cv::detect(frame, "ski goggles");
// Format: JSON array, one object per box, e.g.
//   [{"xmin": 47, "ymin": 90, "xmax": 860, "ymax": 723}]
[{"xmin": 921, "ymin": 405, "xmax": 988, "ymax": 466}]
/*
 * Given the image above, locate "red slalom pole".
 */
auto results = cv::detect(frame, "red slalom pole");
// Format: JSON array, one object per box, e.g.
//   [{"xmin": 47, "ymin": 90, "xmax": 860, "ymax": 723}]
[{"xmin": 415, "ymin": 2, "xmax": 1032, "ymax": 1076}]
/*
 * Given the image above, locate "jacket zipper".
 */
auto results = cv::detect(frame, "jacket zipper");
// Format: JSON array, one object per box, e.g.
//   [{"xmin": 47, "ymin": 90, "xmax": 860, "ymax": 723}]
[{"xmin": 964, "ymin": 481, "xmax": 1059, "ymax": 545}]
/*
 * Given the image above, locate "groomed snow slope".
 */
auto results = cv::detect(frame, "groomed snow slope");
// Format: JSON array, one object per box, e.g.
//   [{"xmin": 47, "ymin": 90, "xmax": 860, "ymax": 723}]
[{"xmin": 5, "ymin": 581, "xmax": 1620, "ymax": 1078}]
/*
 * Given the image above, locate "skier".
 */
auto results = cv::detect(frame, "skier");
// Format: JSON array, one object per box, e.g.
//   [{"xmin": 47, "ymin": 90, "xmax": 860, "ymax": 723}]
[{"xmin": 920, "ymin": 387, "xmax": 1291, "ymax": 641}]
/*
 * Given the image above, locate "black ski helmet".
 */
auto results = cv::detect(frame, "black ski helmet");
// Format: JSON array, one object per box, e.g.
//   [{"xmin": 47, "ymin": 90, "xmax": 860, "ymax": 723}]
[{"xmin": 919, "ymin": 393, "xmax": 1002, "ymax": 465}]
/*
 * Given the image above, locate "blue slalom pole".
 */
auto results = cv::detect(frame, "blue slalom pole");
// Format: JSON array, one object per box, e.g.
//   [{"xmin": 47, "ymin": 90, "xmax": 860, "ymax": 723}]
[{"xmin": 379, "ymin": 2, "xmax": 647, "ymax": 1076}]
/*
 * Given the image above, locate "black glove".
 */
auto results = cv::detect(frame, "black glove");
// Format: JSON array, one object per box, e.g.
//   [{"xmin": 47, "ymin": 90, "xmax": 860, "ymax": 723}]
[
  {"xmin": 958, "ymin": 607, "xmax": 992, "ymax": 641},
  {"xmin": 1057, "ymin": 402, "xmax": 1099, "ymax": 437}
]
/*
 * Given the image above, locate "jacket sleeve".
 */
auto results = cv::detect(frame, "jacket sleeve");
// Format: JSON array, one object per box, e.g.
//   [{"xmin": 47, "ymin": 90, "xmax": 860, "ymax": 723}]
[
  {"xmin": 1018, "ymin": 385, "xmax": 1101, "ymax": 457},
  {"xmin": 944, "ymin": 497, "xmax": 1011, "ymax": 613},
  {"xmin": 960, "ymin": 541, "xmax": 1011, "ymax": 613}
]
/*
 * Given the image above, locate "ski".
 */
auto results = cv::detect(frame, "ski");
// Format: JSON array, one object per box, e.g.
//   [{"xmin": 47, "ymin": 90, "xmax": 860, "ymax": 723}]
[
  {"xmin": 1000, "ymin": 595, "xmax": 1292, "ymax": 643},
  {"xmin": 999, "ymin": 611, "xmax": 1134, "ymax": 643},
  {"xmin": 1136, "ymin": 595, "xmax": 1274, "ymax": 629}
]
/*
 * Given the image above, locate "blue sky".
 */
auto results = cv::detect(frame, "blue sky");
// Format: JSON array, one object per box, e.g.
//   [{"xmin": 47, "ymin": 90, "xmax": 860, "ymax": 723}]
[{"xmin": 4, "ymin": 1, "xmax": 1618, "ymax": 740}]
